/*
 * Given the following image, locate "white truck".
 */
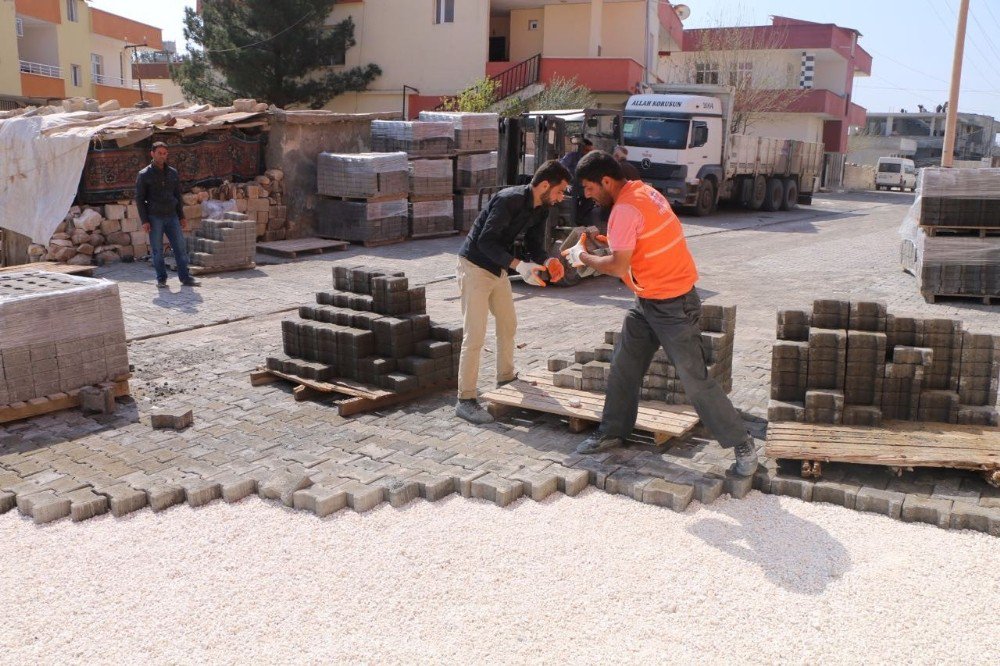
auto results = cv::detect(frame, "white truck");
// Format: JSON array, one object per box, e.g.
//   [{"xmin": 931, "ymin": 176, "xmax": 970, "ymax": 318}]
[{"xmin": 621, "ymin": 84, "xmax": 824, "ymax": 216}]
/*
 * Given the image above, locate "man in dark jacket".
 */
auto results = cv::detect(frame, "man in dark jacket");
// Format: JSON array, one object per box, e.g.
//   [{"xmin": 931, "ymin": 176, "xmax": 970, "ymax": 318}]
[
  {"xmin": 135, "ymin": 141, "xmax": 199, "ymax": 288},
  {"xmin": 455, "ymin": 160, "xmax": 572, "ymax": 424}
]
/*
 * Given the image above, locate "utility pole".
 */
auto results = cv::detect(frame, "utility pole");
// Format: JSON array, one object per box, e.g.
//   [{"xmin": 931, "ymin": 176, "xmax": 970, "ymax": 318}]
[
  {"xmin": 124, "ymin": 43, "xmax": 149, "ymax": 107},
  {"xmin": 941, "ymin": 0, "xmax": 970, "ymax": 167}
]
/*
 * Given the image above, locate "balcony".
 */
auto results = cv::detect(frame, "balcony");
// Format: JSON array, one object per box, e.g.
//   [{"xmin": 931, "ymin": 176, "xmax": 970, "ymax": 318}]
[
  {"xmin": 19, "ymin": 60, "xmax": 65, "ymax": 99},
  {"xmin": 92, "ymin": 73, "xmax": 160, "ymax": 92},
  {"xmin": 772, "ymin": 89, "xmax": 852, "ymax": 119}
]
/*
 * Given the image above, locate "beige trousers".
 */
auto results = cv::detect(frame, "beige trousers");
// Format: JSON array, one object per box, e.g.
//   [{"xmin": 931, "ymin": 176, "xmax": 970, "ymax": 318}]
[{"xmin": 456, "ymin": 257, "xmax": 517, "ymax": 400}]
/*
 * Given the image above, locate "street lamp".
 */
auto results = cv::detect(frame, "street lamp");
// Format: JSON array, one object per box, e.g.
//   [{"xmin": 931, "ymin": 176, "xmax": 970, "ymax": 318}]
[
  {"xmin": 124, "ymin": 42, "xmax": 149, "ymax": 107},
  {"xmin": 402, "ymin": 85, "xmax": 420, "ymax": 120}
]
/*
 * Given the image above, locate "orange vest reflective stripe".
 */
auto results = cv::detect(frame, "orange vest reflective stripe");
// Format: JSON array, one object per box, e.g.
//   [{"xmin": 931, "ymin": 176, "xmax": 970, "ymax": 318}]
[{"xmin": 616, "ymin": 181, "xmax": 698, "ymax": 299}]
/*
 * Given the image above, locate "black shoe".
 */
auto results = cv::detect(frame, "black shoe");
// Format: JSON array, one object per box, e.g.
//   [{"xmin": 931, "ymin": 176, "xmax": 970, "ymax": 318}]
[
  {"xmin": 156, "ymin": 280, "xmax": 167, "ymax": 288},
  {"xmin": 456, "ymin": 399, "xmax": 494, "ymax": 424},
  {"xmin": 729, "ymin": 437, "xmax": 760, "ymax": 476},
  {"xmin": 575, "ymin": 433, "xmax": 623, "ymax": 454},
  {"xmin": 181, "ymin": 278, "xmax": 201, "ymax": 287}
]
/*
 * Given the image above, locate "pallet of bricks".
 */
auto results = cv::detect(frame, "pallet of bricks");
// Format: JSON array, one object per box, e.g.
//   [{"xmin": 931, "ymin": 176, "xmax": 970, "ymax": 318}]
[
  {"xmin": 315, "ymin": 152, "xmax": 409, "ymax": 247},
  {"xmin": 0, "ymin": 271, "xmax": 130, "ymax": 421},
  {"xmin": 419, "ymin": 111, "xmax": 499, "ymax": 233},
  {"xmin": 181, "ymin": 212, "xmax": 256, "ymax": 274},
  {"xmin": 900, "ymin": 167, "xmax": 1000, "ymax": 304},
  {"xmin": 206, "ymin": 171, "xmax": 288, "ymax": 242},
  {"xmin": 371, "ymin": 119, "xmax": 458, "ymax": 240},
  {"xmin": 264, "ymin": 266, "xmax": 462, "ymax": 404},
  {"xmin": 545, "ymin": 304, "xmax": 736, "ymax": 401}
]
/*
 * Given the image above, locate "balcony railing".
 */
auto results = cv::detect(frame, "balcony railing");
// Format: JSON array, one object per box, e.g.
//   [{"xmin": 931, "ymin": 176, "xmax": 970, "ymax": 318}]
[
  {"xmin": 93, "ymin": 73, "xmax": 160, "ymax": 91},
  {"xmin": 19, "ymin": 60, "xmax": 61, "ymax": 79}
]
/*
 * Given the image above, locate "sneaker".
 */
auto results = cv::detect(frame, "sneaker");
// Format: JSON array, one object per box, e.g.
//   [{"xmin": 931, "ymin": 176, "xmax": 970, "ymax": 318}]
[
  {"xmin": 730, "ymin": 437, "xmax": 759, "ymax": 476},
  {"xmin": 181, "ymin": 278, "xmax": 201, "ymax": 287},
  {"xmin": 156, "ymin": 280, "xmax": 168, "ymax": 288},
  {"xmin": 456, "ymin": 399, "xmax": 494, "ymax": 425},
  {"xmin": 496, "ymin": 373, "xmax": 519, "ymax": 388},
  {"xmin": 575, "ymin": 432, "xmax": 623, "ymax": 455}
]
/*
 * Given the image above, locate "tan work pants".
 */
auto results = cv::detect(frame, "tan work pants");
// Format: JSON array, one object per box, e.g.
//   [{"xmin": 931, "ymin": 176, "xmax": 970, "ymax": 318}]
[{"xmin": 456, "ymin": 257, "xmax": 517, "ymax": 400}]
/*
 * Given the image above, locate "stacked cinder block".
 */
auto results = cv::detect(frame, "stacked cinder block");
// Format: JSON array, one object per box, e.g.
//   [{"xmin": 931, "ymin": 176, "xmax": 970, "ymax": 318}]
[
  {"xmin": 455, "ymin": 152, "xmax": 498, "ymax": 190},
  {"xmin": 542, "ymin": 304, "xmax": 736, "ymax": 404},
  {"xmin": 316, "ymin": 152, "xmax": 409, "ymax": 245},
  {"xmin": 317, "ymin": 152, "xmax": 409, "ymax": 199},
  {"xmin": 186, "ymin": 212, "xmax": 256, "ymax": 269},
  {"xmin": 409, "ymin": 199, "xmax": 454, "ymax": 238},
  {"xmin": 409, "ymin": 159, "xmax": 453, "ymax": 197},
  {"xmin": 268, "ymin": 267, "xmax": 461, "ymax": 393},
  {"xmin": 0, "ymin": 272, "xmax": 129, "ymax": 405},
  {"xmin": 417, "ymin": 112, "xmax": 499, "ymax": 152},
  {"xmin": 768, "ymin": 299, "xmax": 999, "ymax": 426},
  {"xmin": 371, "ymin": 120, "xmax": 455, "ymax": 157}
]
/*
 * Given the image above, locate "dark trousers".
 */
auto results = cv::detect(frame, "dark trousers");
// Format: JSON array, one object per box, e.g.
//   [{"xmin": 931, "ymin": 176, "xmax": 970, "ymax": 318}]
[
  {"xmin": 149, "ymin": 214, "xmax": 191, "ymax": 283},
  {"xmin": 600, "ymin": 289, "xmax": 748, "ymax": 448}
]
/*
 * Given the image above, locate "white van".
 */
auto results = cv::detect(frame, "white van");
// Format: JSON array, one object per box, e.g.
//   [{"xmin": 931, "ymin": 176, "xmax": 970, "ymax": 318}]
[{"xmin": 875, "ymin": 157, "xmax": 917, "ymax": 192}]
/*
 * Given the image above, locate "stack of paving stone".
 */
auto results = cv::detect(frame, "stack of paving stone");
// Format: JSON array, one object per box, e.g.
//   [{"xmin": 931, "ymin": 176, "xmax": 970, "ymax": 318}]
[
  {"xmin": 768, "ymin": 299, "xmax": 999, "ymax": 426},
  {"xmin": 0, "ymin": 272, "xmax": 129, "ymax": 405},
  {"xmin": 906, "ymin": 167, "xmax": 1000, "ymax": 301},
  {"xmin": 316, "ymin": 152, "xmax": 409, "ymax": 245},
  {"xmin": 453, "ymin": 192, "xmax": 486, "ymax": 233},
  {"xmin": 267, "ymin": 267, "xmax": 462, "ymax": 393},
  {"xmin": 542, "ymin": 304, "xmax": 736, "ymax": 404},
  {"xmin": 455, "ymin": 151, "xmax": 498, "ymax": 190},
  {"xmin": 185, "ymin": 212, "xmax": 256, "ymax": 269},
  {"xmin": 417, "ymin": 111, "xmax": 499, "ymax": 152},
  {"xmin": 409, "ymin": 159, "xmax": 454, "ymax": 197},
  {"xmin": 371, "ymin": 120, "xmax": 455, "ymax": 157},
  {"xmin": 409, "ymin": 198, "xmax": 454, "ymax": 238}
]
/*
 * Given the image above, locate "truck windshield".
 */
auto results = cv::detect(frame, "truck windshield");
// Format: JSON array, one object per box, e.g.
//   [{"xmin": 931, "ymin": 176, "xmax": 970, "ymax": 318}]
[
  {"xmin": 623, "ymin": 117, "xmax": 689, "ymax": 149},
  {"xmin": 879, "ymin": 163, "xmax": 902, "ymax": 173}
]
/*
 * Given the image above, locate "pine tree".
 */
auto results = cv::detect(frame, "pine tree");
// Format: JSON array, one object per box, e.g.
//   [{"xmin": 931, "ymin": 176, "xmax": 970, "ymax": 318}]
[{"xmin": 172, "ymin": 0, "xmax": 381, "ymax": 109}]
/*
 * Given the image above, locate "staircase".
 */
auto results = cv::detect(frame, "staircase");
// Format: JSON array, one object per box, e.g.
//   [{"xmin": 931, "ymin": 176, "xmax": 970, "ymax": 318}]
[{"xmin": 436, "ymin": 53, "xmax": 541, "ymax": 110}]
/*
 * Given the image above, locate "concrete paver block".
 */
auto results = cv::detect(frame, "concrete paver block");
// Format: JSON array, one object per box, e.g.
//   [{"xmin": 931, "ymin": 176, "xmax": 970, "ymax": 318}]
[
  {"xmin": 642, "ymin": 478, "xmax": 694, "ymax": 512},
  {"xmin": 510, "ymin": 470, "xmax": 559, "ymax": 502},
  {"xmin": 151, "ymin": 408, "xmax": 194, "ymax": 430},
  {"xmin": 855, "ymin": 487, "xmax": 906, "ymax": 519},
  {"xmin": 66, "ymin": 488, "xmax": 109, "ymax": 521},
  {"xmin": 769, "ymin": 476, "xmax": 814, "ymax": 502},
  {"xmin": 181, "ymin": 479, "xmax": 222, "ymax": 508},
  {"xmin": 146, "ymin": 484, "xmax": 186, "ymax": 512},
  {"xmin": 410, "ymin": 472, "xmax": 454, "ymax": 502},
  {"xmin": 470, "ymin": 474, "xmax": 523, "ymax": 507},
  {"xmin": 901, "ymin": 496, "xmax": 953, "ymax": 528},
  {"xmin": 259, "ymin": 471, "xmax": 313, "ymax": 506},
  {"xmin": 97, "ymin": 483, "xmax": 148, "ymax": 517},
  {"xmin": 17, "ymin": 490, "xmax": 71, "ymax": 524},
  {"xmin": 812, "ymin": 481, "xmax": 859, "ymax": 509},
  {"xmin": 80, "ymin": 385, "xmax": 116, "ymax": 415},
  {"xmin": 293, "ymin": 485, "xmax": 348, "ymax": 517}
]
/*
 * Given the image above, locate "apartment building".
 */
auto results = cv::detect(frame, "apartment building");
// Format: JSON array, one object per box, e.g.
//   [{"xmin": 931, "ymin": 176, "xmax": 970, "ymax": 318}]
[
  {"xmin": 0, "ymin": 0, "xmax": 184, "ymax": 109},
  {"xmin": 658, "ymin": 16, "xmax": 871, "ymax": 161},
  {"xmin": 858, "ymin": 111, "xmax": 999, "ymax": 166},
  {"xmin": 323, "ymin": 0, "xmax": 677, "ymax": 116}
]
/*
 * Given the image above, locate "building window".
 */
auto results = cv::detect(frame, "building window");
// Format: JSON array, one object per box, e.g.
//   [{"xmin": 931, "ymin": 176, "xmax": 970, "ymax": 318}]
[
  {"xmin": 71, "ymin": 64, "xmax": 81, "ymax": 87},
  {"xmin": 91, "ymin": 53, "xmax": 104, "ymax": 78},
  {"xmin": 528, "ymin": 19, "xmax": 539, "ymax": 31},
  {"xmin": 328, "ymin": 46, "xmax": 346, "ymax": 66},
  {"xmin": 434, "ymin": 0, "xmax": 454, "ymax": 24},
  {"xmin": 729, "ymin": 62, "xmax": 752, "ymax": 87},
  {"xmin": 67, "ymin": 0, "xmax": 78, "ymax": 22},
  {"xmin": 695, "ymin": 62, "xmax": 719, "ymax": 85},
  {"xmin": 15, "ymin": 17, "xmax": 23, "ymax": 37}
]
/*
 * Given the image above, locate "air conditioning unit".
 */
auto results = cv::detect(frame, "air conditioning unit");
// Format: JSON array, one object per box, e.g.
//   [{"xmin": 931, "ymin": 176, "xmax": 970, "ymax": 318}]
[{"xmin": 16, "ymin": 18, "xmax": 23, "ymax": 38}]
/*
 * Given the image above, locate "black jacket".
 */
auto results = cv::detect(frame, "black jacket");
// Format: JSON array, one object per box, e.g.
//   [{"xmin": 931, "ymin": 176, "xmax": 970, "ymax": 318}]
[
  {"xmin": 135, "ymin": 162, "xmax": 184, "ymax": 223},
  {"xmin": 459, "ymin": 185, "xmax": 550, "ymax": 276}
]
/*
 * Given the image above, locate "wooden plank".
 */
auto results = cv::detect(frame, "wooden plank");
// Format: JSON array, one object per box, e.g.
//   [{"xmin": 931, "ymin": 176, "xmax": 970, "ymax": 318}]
[
  {"xmin": 765, "ymin": 420, "xmax": 1000, "ymax": 471},
  {"xmin": 249, "ymin": 370, "xmax": 278, "ymax": 387},
  {"xmin": 256, "ymin": 237, "xmax": 350, "ymax": 258},
  {"xmin": 336, "ymin": 379, "xmax": 456, "ymax": 417},
  {"xmin": 410, "ymin": 230, "xmax": 459, "ymax": 240},
  {"xmin": 167, "ymin": 259, "xmax": 256, "ymax": 275},
  {"xmin": 253, "ymin": 367, "xmax": 389, "ymax": 400},
  {"xmin": 0, "ymin": 379, "xmax": 130, "ymax": 424},
  {"xmin": 0, "ymin": 261, "xmax": 96, "ymax": 277}
]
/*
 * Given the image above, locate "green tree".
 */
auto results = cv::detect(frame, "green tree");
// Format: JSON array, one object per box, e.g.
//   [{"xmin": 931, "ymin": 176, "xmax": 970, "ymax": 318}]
[
  {"xmin": 441, "ymin": 77, "xmax": 500, "ymax": 113},
  {"xmin": 172, "ymin": 0, "xmax": 381, "ymax": 109}
]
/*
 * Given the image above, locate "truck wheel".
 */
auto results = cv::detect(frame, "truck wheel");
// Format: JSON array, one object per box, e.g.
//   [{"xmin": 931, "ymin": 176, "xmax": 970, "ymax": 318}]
[
  {"xmin": 762, "ymin": 178, "xmax": 783, "ymax": 211},
  {"xmin": 693, "ymin": 179, "xmax": 717, "ymax": 217},
  {"xmin": 781, "ymin": 179, "xmax": 799, "ymax": 210},
  {"xmin": 750, "ymin": 175, "xmax": 767, "ymax": 210}
]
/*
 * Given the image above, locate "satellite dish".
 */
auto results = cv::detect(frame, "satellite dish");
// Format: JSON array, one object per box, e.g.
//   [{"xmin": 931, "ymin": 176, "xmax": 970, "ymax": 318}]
[{"xmin": 674, "ymin": 4, "xmax": 691, "ymax": 21}]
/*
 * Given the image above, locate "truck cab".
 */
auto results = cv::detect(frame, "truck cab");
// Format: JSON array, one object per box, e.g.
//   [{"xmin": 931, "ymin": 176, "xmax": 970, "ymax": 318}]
[{"xmin": 621, "ymin": 94, "xmax": 725, "ymax": 213}]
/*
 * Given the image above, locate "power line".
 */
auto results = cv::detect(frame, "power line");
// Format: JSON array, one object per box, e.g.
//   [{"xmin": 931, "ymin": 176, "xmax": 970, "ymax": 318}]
[
  {"xmin": 199, "ymin": 9, "xmax": 316, "ymax": 54},
  {"xmin": 866, "ymin": 48, "xmax": 950, "ymax": 85}
]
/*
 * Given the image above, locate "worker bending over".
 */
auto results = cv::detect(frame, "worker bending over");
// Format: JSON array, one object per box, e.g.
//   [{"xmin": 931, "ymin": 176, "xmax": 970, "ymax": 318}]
[
  {"xmin": 564, "ymin": 151, "xmax": 758, "ymax": 475},
  {"xmin": 455, "ymin": 160, "xmax": 572, "ymax": 425}
]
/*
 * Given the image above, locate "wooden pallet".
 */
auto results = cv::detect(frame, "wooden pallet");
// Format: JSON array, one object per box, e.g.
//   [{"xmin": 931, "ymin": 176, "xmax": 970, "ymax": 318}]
[
  {"xmin": 408, "ymin": 193, "xmax": 455, "ymax": 202},
  {"xmin": 0, "ymin": 378, "xmax": 131, "ymax": 424},
  {"xmin": 0, "ymin": 261, "xmax": 96, "ymax": 277},
  {"xmin": 410, "ymin": 230, "xmax": 459, "ymax": 240},
  {"xmin": 481, "ymin": 373, "xmax": 700, "ymax": 445},
  {"xmin": 250, "ymin": 367, "xmax": 455, "ymax": 417},
  {"xmin": 256, "ymin": 237, "xmax": 350, "ymax": 259},
  {"xmin": 921, "ymin": 226, "xmax": 1000, "ymax": 238},
  {"xmin": 167, "ymin": 258, "xmax": 256, "ymax": 275},
  {"xmin": 319, "ymin": 193, "xmax": 408, "ymax": 203},
  {"xmin": 766, "ymin": 420, "xmax": 1000, "ymax": 486},
  {"xmin": 361, "ymin": 237, "xmax": 408, "ymax": 248},
  {"xmin": 922, "ymin": 292, "xmax": 998, "ymax": 306}
]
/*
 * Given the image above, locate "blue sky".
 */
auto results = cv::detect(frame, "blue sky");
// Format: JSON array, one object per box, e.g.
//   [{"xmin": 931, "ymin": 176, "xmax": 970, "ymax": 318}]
[{"xmin": 89, "ymin": 0, "xmax": 1000, "ymax": 118}]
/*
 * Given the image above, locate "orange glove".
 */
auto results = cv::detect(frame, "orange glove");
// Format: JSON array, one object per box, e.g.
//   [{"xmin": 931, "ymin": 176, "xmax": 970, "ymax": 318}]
[
  {"xmin": 545, "ymin": 257, "xmax": 565, "ymax": 283},
  {"xmin": 561, "ymin": 232, "xmax": 588, "ymax": 267},
  {"xmin": 595, "ymin": 233, "xmax": 608, "ymax": 245}
]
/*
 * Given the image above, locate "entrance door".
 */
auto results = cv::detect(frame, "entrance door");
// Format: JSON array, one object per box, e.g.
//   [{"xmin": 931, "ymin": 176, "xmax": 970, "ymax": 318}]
[{"xmin": 489, "ymin": 36, "xmax": 507, "ymax": 62}]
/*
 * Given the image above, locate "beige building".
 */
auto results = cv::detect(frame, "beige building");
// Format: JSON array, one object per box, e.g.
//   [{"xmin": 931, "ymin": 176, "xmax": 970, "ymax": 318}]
[
  {"xmin": 322, "ymin": 0, "xmax": 681, "ymax": 116},
  {"xmin": 0, "ymin": 0, "xmax": 185, "ymax": 110}
]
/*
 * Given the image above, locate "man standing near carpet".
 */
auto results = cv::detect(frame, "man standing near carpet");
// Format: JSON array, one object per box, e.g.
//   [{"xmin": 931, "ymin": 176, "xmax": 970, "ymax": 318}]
[
  {"xmin": 563, "ymin": 151, "xmax": 759, "ymax": 475},
  {"xmin": 135, "ymin": 141, "xmax": 200, "ymax": 288},
  {"xmin": 454, "ymin": 160, "xmax": 572, "ymax": 425}
]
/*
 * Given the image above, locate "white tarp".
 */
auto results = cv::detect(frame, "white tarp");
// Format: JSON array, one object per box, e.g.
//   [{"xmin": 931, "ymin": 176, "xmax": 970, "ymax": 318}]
[{"xmin": 0, "ymin": 116, "xmax": 91, "ymax": 244}]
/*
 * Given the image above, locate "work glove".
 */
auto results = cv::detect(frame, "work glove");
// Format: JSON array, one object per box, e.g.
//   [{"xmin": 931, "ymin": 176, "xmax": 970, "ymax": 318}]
[
  {"xmin": 544, "ymin": 257, "xmax": 565, "ymax": 283},
  {"xmin": 514, "ymin": 261, "xmax": 546, "ymax": 287},
  {"xmin": 561, "ymin": 232, "xmax": 589, "ymax": 267}
]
